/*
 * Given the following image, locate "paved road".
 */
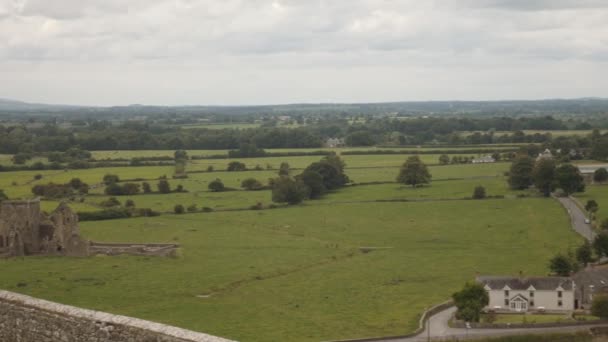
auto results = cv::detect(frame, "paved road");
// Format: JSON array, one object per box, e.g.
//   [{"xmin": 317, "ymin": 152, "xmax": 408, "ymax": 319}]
[
  {"xmin": 386, "ymin": 306, "xmax": 605, "ymax": 341},
  {"xmin": 555, "ymin": 196, "xmax": 595, "ymax": 242}
]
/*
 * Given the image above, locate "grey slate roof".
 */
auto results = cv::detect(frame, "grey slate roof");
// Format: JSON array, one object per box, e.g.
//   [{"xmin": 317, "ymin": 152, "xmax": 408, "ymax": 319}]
[{"xmin": 476, "ymin": 276, "xmax": 574, "ymax": 291}]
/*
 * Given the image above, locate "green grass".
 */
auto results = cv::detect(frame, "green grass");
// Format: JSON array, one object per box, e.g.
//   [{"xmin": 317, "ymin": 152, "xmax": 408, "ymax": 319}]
[
  {"xmin": 574, "ymin": 184, "xmax": 608, "ymax": 222},
  {"xmin": 487, "ymin": 313, "xmax": 575, "ymax": 324},
  {"xmin": 0, "ymin": 198, "xmax": 580, "ymax": 341}
]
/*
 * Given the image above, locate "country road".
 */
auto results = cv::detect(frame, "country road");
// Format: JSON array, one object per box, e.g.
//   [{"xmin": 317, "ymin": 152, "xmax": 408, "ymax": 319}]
[{"xmin": 555, "ymin": 196, "xmax": 596, "ymax": 242}]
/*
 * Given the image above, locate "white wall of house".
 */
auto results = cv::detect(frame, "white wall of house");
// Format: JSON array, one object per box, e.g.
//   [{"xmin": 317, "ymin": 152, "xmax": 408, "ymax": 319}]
[{"xmin": 486, "ymin": 288, "xmax": 574, "ymax": 311}]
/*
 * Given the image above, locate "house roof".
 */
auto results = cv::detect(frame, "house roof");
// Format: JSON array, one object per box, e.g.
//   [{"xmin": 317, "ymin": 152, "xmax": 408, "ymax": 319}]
[{"xmin": 476, "ymin": 275, "xmax": 573, "ymax": 291}]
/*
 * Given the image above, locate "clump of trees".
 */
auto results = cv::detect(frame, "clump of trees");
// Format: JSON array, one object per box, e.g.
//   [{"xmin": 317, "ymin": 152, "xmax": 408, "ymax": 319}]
[
  {"xmin": 105, "ymin": 182, "xmax": 141, "ymax": 196},
  {"xmin": 396, "ymin": 156, "xmax": 431, "ymax": 187},
  {"xmin": 532, "ymin": 158, "xmax": 556, "ymax": 197},
  {"xmin": 241, "ymin": 178, "xmax": 264, "ymax": 191},
  {"xmin": 508, "ymin": 155, "xmax": 534, "ymax": 190},
  {"xmin": 32, "ymin": 178, "xmax": 89, "ymax": 198},
  {"xmin": 452, "ymin": 282, "xmax": 489, "ymax": 322},
  {"xmin": 438, "ymin": 154, "xmax": 450, "ymax": 165},
  {"xmin": 228, "ymin": 143, "xmax": 266, "ymax": 158},
  {"xmin": 508, "ymin": 155, "xmax": 585, "ymax": 196},
  {"xmin": 271, "ymin": 155, "xmax": 350, "ymax": 205}
]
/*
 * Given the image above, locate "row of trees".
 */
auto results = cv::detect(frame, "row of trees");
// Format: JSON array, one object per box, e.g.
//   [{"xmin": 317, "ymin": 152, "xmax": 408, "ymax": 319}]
[{"xmin": 508, "ymin": 155, "xmax": 585, "ymax": 196}]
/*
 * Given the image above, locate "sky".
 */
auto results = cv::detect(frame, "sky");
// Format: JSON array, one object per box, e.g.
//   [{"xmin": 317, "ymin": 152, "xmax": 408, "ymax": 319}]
[{"xmin": 1, "ymin": 0, "xmax": 607, "ymax": 106}]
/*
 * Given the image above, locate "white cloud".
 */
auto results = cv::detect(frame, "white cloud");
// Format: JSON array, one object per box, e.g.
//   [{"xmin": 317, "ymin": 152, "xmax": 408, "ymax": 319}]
[{"xmin": 0, "ymin": 0, "xmax": 606, "ymax": 105}]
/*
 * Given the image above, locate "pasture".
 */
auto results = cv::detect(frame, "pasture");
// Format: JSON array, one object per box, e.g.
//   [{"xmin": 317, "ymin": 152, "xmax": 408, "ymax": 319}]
[
  {"xmin": 0, "ymin": 147, "xmax": 587, "ymax": 341},
  {"xmin": 0, "ymin": 199, "xmax": 579, "ymax": 341}
]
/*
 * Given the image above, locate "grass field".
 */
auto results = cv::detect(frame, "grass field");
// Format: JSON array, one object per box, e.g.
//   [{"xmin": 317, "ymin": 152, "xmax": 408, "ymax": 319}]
[
  {"xmin": 485, "ymin": 314, "xmax": 577, "ymax": 324},
  {"xmin": 0, "ymin": 198, "xmax": 579, "ymax": 341},
  {"xmin": 575, "ymin": 184, "xmax": 608, "ymax": 222}
]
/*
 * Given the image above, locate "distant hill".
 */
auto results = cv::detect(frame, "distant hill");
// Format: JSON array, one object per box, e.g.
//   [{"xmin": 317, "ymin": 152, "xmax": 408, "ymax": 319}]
[{"xmin": 0, "ymin": 97, "xmax": 607, "ymax": 116}]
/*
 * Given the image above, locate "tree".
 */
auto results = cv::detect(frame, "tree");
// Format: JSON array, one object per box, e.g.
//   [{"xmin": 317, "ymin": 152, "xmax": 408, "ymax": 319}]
[
  {"xmin": 303, "ymin": 157, "xmax": 349, "ymax": 190},
  {"xmin": 396, "ymin": 156, "xmax": 431, "ymax": 187},
  {"xmin": 241, "ymin": 178, "xmax": 263, "ymax": 191},
  {"xmin": 122, "ymin": 183, "xmax": 141, "ymax": 195},
  {"xmin": 174, "ymin": 204, "xmax": 185, "ymax": 214},
  {"xmin": 593, "ymin": 295, "xmax": 608, "ymax": 319},
  {"xmin": 187, "ymin": 204, "xmax": 198, "ymax": 212},
  {"xmin": 438, "ymin": 154, "xmax": 450, "ymax": 165},
  {"xmin": 208, "ymin": 179, "xmax": 225, "ymax": 192},
  {"xmin": 100, "ymin": 197, "xmax": 121, "ymax": 208},
  {"xmin": 508, "ymin": 155, "xmax": 534, "ymax": 190},
  {"xmin": 555, "ymin": 164, "xmax": 585, "ymax": 195},
  {"xmin": 271, "ymin": 177, "xmax": 309, "ymax": 205},
  {"xmin": 125, "ymin": 199, "xmax": 136, "ymax": 208},
  {"xmin": 532, "ymin": 158, "xmax": 556, "ymax": 197},
  {"xmin": 228, "ymin": 143, "xmax": 266, "ymax": 158},
  {"xmin": 157, "ymin": 179, "xmax": 171, "ymax": 194},
  {"xmin": 576, "ymin": 241, "xmax": 593, "ymax": 266},
  {"xmin": 103, "ymin": 174, "xmax": 120, "ymax": 185},
  {"xmin": 452, "ymin": 282, "xmax": 489, "ymax": 323},
  {"xmin": 298, "ymin": 170, "xmax": 327, "ymax": 199},
  {"xmin": 595, "ymin": 168, "xmax": 608, "ymax": 184},
  {"xmin": 594, "ymin": 233, "xmax": 608, "ymax": 258},
  {"xmin": 472, "ymin": 186, "xmax": 486, "ymax": 199},
  {"xmin": 345, "ymin": 131, "xmax": 375, "ymax": 146},
  {"xmin": 12, "ymin": 153, "xmax": 30, "ymax": 165},
  {"xmin": 142, "ymin": 182, "xmax": 152, "ymax": 193},
  {"xmin": 227, "ymin": 161, "xmax": 247, "ymax": 171},
  {"xmin": 278, "ymin": 162, "xmax": 290, "ymax": 176},
  {"xmin": 174, "ymin": 150, "xmax": 188, "ymax": 160},
  {"xmin": 104, "ymin": 183, "xmax": 124, "ymax": 196},
  {"xmin": 585, "ymin": 200, "xmax": 599, "ymax": 215},
  {"xmin": 67, "ymin": 178, "xmax": 82, "ymax": 190},
  {"xmin": 549, "ymin": 253, "xmax": 574, "ymax": 276}
]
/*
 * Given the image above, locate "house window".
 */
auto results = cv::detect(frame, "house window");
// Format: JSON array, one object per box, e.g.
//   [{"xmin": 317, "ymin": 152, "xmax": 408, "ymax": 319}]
[
  {"xmin": 504, "ymin": 299, "xmax": 509, "ymax": 306},
  {"xmin": 504, "ymin": 290, "xmax": 509, "ymax": 297},
  {"xmin": 0, "ymin": 235, "xmax": 3, "ymax": 248},
  {"xmin": 530, "ymin": 291, "xmax": 534, "ymax": 298},
  {"xmin": 558, "ymin": 300, "xmax": 563, "ymax": 307},
  {"xmin": 510, "ymin": 302, "xmax": 516, "ymax": 309},
  {"xmin": 558, "ymin": 291, "xmax": 562, "ymax": 298},
  {"xmin": 530, "ymin": 300, "xmax": 535, "ymax": 307}
]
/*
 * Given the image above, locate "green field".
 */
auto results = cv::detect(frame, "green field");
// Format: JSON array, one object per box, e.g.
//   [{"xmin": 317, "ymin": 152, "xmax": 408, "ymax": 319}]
[
  {"xmin": 0, "ymin": 147, "xmax": 587, "ymax": 341},
  {"xmin": 0, "ymin": 199, "xmax": 579, "ymax": 341},
  {"xmin": 575, "ymin": 184, "xmax": 608, "ymax": 222}
]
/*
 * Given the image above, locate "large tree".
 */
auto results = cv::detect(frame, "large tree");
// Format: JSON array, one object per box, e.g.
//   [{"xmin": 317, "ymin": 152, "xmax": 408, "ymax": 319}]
[
  {"xmin": 303, "ymin": 155, "xmax": 349, "ymax": 190},
  {"xmin": 595, "ymin": 168, "xmax": 608, "ymax": 184},
  {"xmin": 508, "ymin": 155, "xmax": 534, "ymax": 190},
  {"xmin": 271, "ymin": 177, "xmax": 309, "ymax": 205},
  {"xmin": 297, "ymin": 170, "xmax": 327, "ymax": 199},
  {"xmin": 549, "ymin": 253, "xmax": 574, "ymax": 276},
  {"xmin": 397, "ymin": 156, "xmax": 431, "ymax": 187},
  {"xmin": 532, "ymin": 158, "xmax": 556, "ymax": 196},
  {"xmin": 452, "ymin": 282, "xmax": 489, "ymax": 323},
  {"xmin": 555, "ymin": 164, "xmax": 585, "ymax": 195}
]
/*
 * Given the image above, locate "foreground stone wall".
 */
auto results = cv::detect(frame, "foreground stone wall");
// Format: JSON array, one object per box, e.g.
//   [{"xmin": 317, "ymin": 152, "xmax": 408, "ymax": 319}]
[{"xmin": 0, "ymin": 290, "xmax": 235, "ymax": 342}]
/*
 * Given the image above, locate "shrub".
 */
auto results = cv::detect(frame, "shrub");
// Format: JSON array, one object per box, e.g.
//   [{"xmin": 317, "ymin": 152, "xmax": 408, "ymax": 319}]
[
  {"xmin": 201, "ymin": 207, "xmax": 213, "ymax": 212},
  {"xmin": 125, "ymin": 199, "xmax": 136, "ymax": 208},
  {"xmin": 69, "ymin": 178, "xmax": 82, "ymax": 189},
  {"xmin": 103, "ymin": 174, "xmax": 120, "ymax": 185},
  {"xmin": 206, "ymin": 165, "xmax": 214, "ymax": 172},
  {"xmin": 208, "ymin": 179, "xmax": 225, "ymax": 192},
  {"xmin": 34, "ymin": 174, "xmax": 43, "ymax": 180},
  {"xmin": 473, "ymin": 186, "xmax": 486, "ymax": 199},
  {"xmin": 157, "ymin": 179, "xmax": 171, "ymax": 194},
  {"xmin": 176, "ymin": 184, "xmax": 185, "ymax": 193},
  {"xmin": 187, "ymin": 204, "xmax": 198, "ymax": 212},
  {"xmin": 241, "ymin": 178, "xmax": 263, "ymax": 191},
  {"xmin": 100, "ymin": 197, "xmax": 122, "ymax": 208},
  {"xmin": 227, "ymin": 161, "xmax": 247, "ymax": 171},
  {"xmin": 78, "ymin": 208, "xmax": 131, "ymax": 221},
  {"xmin": 174, "ymin": 204, "xmax": 185, "ymax": 214},
  {"xmin": 142, "ymin": 182, "xmax": 152, "ymax": 193},
  {"xmin": 592, "ymin": 295, "xmax": 608, "ymax": 319},
  {"xmin": 250, "ymin": 202, "xmax": 264, "ymax": 210}
]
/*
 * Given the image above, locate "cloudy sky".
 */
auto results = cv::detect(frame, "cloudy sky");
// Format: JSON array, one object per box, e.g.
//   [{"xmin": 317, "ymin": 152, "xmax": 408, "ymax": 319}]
[{"xmin": 1, "ymin": 0, "xmax": 607, "ymax": 106}]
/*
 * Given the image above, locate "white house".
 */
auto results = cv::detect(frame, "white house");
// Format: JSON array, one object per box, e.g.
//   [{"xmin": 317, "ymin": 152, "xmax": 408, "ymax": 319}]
[
  {"xmin": 325, "ymin": 138, "xmax": 345, "ymax": 148},
  {"xmin": 476, "ymin": 275, "xmax": 575, "ymax": 312},
  {"xmin": 536, "ymin": 149, "xmax": 554, "ymax": 161},
  {"xmin": 472, "ymin": 156, "xmax": 495, "ymax": 164}
]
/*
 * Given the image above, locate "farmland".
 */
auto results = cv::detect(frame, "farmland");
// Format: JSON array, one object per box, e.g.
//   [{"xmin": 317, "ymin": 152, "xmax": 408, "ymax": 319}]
[{"xmin": 0, "ymin": 146, "xmax": 587, "ymax": 341}]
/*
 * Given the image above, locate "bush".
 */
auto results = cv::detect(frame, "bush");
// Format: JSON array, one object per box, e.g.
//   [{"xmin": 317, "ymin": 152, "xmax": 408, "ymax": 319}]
[
  {"xmin": 125, "ymin": 199, "xmax": 136, "ymax": 208},
  {"xmin": 241, "ymin": 178, "xmax": 263, "ymax": 191},
  {"xmin": 78, "ymin": 208, "xmax": 131, "ymax": 221},
  {"xmin": 201, "ymin": 207, "xmax": 213, "ymax": 212},
  {"xmin": 250, "ymin": 202, "xmax": 264, "ymax": 210},
  {"xmin": 34, "ymin": 174, "xmax": 43, "ymax": 180},
  {"xmin": 100, "ymin": 197, "xmax": 122, "ymax": 208},
  {"xmin": 227, "ymin": 161, "xmax": 247, "ymax": 171},
  {"xmin": 174, "ymin": 204, "xmax": 185, "ymax": 214},
  {"xmin": 103, "ymin": 174, "xmax": 120, "ymax": 185},
  {"xmin": 176, "ymin": 184, "xmax": 185, "ymax": 193},
  {"xmin": 206, "ymin": 165, "xmax": 214, "ymax": 172},
  {"xmin": 157, "ymin": 179, "xmax": 171, "ymax": 194},
  {"xmin": 592, "ymin": 295, "xmax": 608, "ymax": 319},
  {"xmin": 187, "ymin": 204, "xmax": 198, "ymax": 212},
  {"xmin": 208, "ymin": 179, "xmax": 225, "ymax": 192},
  {"xmin": 142, "ymin": 182, "xmax": 152, "ymax": 193},
  {"xmin": 473, "ymin": 186, "xmax": 486, "ymax": 199}
]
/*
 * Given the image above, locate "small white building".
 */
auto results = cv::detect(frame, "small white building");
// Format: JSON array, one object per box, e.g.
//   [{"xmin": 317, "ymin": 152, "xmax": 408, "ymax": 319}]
[
  {"xmin": 472, "ymin": 156, "xmax": 496, "ymax": 164},
  {"xmin": 536, "ymin": 149, "xmax": 554, "ymax": 161},
  {"xmin": 477, "ymin": 275, "xmax": 575, "ymax": 313},
  {"xmin": 325, "ymin": 138, "xmax": 345, "ymax": 148}
]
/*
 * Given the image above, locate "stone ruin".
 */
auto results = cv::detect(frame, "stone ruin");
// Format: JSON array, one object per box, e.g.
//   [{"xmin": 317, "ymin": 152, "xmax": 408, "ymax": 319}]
[{"xmin": 0, "ymin": 199, "xmax": 178, "ymax": 258}]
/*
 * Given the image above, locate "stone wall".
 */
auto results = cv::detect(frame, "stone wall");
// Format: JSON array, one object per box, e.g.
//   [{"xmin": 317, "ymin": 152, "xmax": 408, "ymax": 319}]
[{"xmin": 0, "ymin": 290, "xmax": 235, "ymax": 342}]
